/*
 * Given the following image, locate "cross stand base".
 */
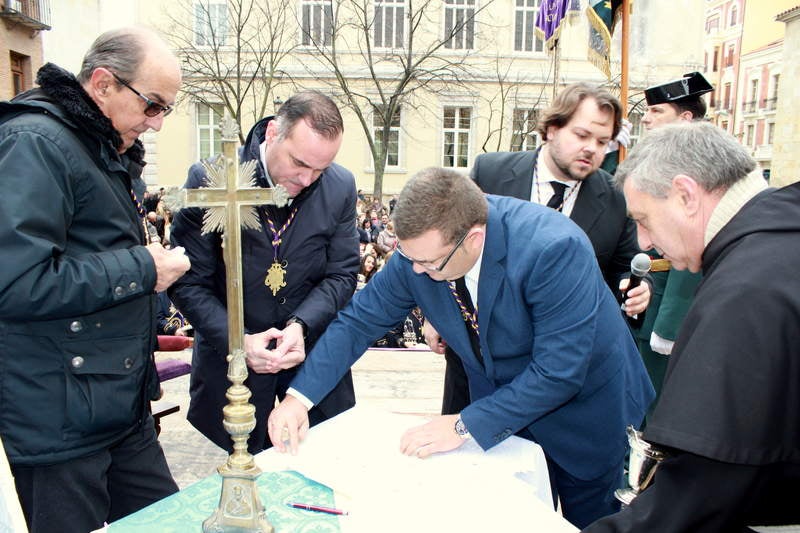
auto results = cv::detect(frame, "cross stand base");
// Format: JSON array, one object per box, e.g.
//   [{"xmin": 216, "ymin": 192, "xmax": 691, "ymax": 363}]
[{"xmin": 202, "ymin": 464, "xmax": 274, "ymax": 533}]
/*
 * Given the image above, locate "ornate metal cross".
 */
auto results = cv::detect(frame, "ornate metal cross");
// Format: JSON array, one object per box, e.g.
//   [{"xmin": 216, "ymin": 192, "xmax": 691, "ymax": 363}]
[{"xmin": 169, "ymin": 116, "xmax": 288, "ymax": 533}]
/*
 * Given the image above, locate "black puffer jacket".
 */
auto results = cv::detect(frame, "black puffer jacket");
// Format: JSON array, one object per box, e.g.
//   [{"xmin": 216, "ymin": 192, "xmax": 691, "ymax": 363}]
[{"xmin": 0, "ymin": 63, "xmax": 160, "ymax": 465}]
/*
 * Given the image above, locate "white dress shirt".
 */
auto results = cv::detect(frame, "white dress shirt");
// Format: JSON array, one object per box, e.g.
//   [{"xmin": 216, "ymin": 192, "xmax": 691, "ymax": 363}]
[{"xmin": 530, "ymin": 150, "xmax": 580, "ymax": 217}]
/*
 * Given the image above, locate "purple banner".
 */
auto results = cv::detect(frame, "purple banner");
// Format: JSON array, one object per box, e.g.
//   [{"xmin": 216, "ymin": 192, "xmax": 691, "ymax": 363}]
[{"xmin": 535, "ymin": 0, "xmax": 581, "ymax": 49}]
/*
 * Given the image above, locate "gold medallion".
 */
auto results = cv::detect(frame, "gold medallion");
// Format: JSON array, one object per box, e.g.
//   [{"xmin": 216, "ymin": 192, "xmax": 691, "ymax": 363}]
[{"xmin": 264, "ymin": 261, "xmax": 287, "ymax": 296}]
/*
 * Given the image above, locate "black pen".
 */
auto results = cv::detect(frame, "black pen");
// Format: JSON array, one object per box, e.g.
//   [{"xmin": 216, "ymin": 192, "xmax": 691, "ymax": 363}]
[{"xmin": 286, "ymin": 501, "xmax": 349, "ymax": 516}]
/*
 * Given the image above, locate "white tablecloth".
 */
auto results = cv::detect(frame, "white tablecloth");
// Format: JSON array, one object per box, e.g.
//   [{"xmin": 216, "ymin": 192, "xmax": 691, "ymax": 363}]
[{"xmin": 258, "ymin": 405, "xmax": 578, "ymax": 533}]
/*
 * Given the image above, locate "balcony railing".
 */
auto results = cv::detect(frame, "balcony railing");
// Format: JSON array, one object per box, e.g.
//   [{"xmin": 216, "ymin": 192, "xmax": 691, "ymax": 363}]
[
  {"xmin": 741, "ymin": 100, "xmax": 757, "ymax": 114},
  {"xmin": 1, "ymin": 0, "xmax": 51, "ymax": 31},
  {"xmin": 765, "ymin": 97, "xmax": 778, "ymax": 111},
  {"xmin": 754, "ymin": 144, "xmax": 773, "ymax": 161}
]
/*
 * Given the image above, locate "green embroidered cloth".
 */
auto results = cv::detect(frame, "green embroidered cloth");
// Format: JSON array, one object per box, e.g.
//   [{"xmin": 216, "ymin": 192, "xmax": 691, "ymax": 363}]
[{"xmin": 108, "ymin": 470, "xmax": 340, "ymax": 532}]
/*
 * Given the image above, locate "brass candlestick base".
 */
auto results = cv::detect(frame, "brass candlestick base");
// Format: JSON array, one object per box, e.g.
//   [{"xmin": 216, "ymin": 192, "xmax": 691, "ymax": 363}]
[
  {"xmin": 202, "ymin": 470, "xmax": 273, "ymax": 533},
  {"xmin": 203, "ymin": 349, "xmax": 274, "ymax": 533}
]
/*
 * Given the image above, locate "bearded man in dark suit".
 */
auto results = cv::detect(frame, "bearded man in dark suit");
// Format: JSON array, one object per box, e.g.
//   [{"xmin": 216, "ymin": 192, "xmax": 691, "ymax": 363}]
[{"xmin": 430, "ymin": 83, "xmax": 652, "ymax": 415}]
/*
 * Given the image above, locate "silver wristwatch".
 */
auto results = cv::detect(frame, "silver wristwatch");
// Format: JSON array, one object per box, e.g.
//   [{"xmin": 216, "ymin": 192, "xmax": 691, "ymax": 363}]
[{"xmin": 454, "ymin": 416, "xmax": 471, "ymax": 440}]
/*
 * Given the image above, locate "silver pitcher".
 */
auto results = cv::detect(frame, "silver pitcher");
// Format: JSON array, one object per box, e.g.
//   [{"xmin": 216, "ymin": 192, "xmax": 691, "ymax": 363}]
[{"xmin": 614, "ymin": 425, "xmax": 667, "ymax": 506}]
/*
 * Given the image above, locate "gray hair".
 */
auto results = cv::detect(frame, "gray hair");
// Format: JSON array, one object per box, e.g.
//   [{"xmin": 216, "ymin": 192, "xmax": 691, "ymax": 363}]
[
  {"xmin": 615, "ymin": 122, "xmax": 756, "ymax": 198},
  {"xmin": 274, "ymin": 90, "xmax": 343, "ymax": 141},
  {"xmin": 393, "ymin": 168, "xmax": 487, "ymax": 244},
  {"xmin": 77, "ymin": 28, "xmax": 147, "ymax": 84}
]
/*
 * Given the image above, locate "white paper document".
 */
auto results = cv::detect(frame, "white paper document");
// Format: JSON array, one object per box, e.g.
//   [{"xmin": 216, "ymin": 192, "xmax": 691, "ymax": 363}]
[{"xmin": 257, "ymin": 405, "xmax": 577, "ymax": 533}]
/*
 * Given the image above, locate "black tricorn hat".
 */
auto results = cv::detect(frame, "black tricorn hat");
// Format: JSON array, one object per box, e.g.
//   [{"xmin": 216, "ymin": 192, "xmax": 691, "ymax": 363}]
[{"xmin": 644, "ymin": 72, "xmax": 714, "ymax": 106}]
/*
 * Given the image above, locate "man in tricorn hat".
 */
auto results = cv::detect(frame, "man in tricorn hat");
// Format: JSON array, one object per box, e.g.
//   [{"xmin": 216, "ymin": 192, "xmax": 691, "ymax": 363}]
[
  {"xmin": 641, "ymin": 71, "xmax": 713, "ymax": 129},
  {"xmin": 633, "ymin": 72, "xmax": 713, "ymax": 416}
]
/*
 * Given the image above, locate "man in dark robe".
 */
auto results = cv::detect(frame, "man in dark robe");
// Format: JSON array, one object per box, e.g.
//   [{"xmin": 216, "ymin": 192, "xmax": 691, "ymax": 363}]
[{"xmin": 584, "ymin": 122, "xmax": 800, "ymax": 531}]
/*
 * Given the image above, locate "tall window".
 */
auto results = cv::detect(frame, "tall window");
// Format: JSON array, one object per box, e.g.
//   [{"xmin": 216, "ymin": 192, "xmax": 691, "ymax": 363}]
[
  {"xmin": 197, "ymin": 103, "xmax": 224, "ymax": 160},
  {"xmin": 726, "ymin": 44, "xmax": 734, "ymax": 67},
  {"xmin": 194, "ymin": 1, "xmax": 228, "ymax": 46},
  {"xmin": 444, "ymin": 0, "xmax": 475, "ymax": 50},
  {"xmin": 373, "ymin": 105, "xmax": 401, "ymax": 168},
  {"xmin": 301, "ymin": 0, "xmax": 333, "ymax": 46},
  {"xmin": 442, "ymin": 106, "xmax": 471, "ymax": 168},
  {"xmin": 750, "ymin": 78, "xmax": 759, "ymax": 108},
  {"xmin": 374, "ymin": 0, "xmax": 405, "ymax": 49},
  {"xmin": 767, "ymin": 122, "xmax": 775, "ymax": 145},
  {"xmin": 712, "ymin": 47, "xmax": 719, "ymax": 72},
  {"xmin": 510, "ymin": 108, "xmax": 539, "ymax": 151},
  {"xmin": 723, "ymin": 83, "xmax": 731, "ymax": 110},
  {"xmin": 745, "ymin": 124, "xmax": 754, "ymax": 148},
  {"xmin": 768, "ymin": 73, "xmax": 780, "ymax": 110},
  {"xmin": 514, "ymin": 0, "xmax": 544, "ymax": 53},
  {"xmin": 10, "ymin": 52, "xmax": 28, "ymax": 96},
  {"xmin": 729, "ymin": 5, "xmax": 737, "ymax": 26}
]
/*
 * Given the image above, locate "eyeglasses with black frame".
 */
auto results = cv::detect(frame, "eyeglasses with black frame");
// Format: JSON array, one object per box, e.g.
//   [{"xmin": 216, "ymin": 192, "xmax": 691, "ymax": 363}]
[
  {"xmin": 396, "ymin": 230, "xmax": 469, "ymax": 272},
  {"xmin": 111, "ymin": 72, "xmax": 173, "ymax": 118}
]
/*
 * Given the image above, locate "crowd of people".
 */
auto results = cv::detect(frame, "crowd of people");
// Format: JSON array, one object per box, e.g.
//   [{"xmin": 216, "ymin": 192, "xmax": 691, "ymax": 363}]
[
  {"xmin": 1, "ymin": 24, "xmax": 798, "ymax": 533},
  {"xmin": 353, "ymin": 195, "xmax": 426, "ymax": 348},
  {"xmin": 142, "ymin": 188, "xmax": 175, "ymax": 246}
]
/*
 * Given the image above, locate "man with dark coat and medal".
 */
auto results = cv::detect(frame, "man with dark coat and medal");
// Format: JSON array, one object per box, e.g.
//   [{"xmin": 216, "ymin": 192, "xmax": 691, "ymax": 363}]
[{"xmin": 169, "ymin": 91, "xmax": 359, "ymax": 454}]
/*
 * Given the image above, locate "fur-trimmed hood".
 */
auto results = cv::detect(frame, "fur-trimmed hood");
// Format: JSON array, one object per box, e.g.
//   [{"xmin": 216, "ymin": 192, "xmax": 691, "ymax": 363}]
[{"xmin": 12, "ymin": 62, "xmax": 146, "ymax": 165}]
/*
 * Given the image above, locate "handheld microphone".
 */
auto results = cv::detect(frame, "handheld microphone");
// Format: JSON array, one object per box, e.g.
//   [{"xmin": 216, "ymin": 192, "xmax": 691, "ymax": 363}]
[
  {"xmin": 628, "ymin": 253, "xmax": 652, "ymax": 292},
  {"xmin": 623, "ymin": 253, "xmax": 651, "ymax": 328}
]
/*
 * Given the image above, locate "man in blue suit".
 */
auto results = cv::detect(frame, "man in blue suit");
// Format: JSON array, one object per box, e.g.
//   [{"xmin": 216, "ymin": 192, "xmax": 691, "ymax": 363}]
[
  {"xmin": 268, "ymin": 168, "xmax": 655, "ymax": 528},
  {"xmin": 169, "ymin": 91, "xmax": 358, "ymax": 455},
  {"xmin": 436, "ymin": 83, "xmax": 651, "ymax": 416}
]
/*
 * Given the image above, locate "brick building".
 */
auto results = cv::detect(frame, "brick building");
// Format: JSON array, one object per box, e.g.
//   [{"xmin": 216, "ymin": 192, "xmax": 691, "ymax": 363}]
[{"xmin": 0, "ymin": 0, "xmax": 50, "ymax": 100}]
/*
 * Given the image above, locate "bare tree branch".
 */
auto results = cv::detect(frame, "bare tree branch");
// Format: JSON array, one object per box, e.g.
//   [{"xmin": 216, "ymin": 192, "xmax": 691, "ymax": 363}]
[
  {"xmin": 160, "ymin": 0, "xmax": 297, "ymax": 144},
  {"xmin": 293, "ymin": 0, "xmax": 494, "ymax": 202},
  {"xmin": 475, "ymin": 53, "xmax": 551, "ymax": 153}
]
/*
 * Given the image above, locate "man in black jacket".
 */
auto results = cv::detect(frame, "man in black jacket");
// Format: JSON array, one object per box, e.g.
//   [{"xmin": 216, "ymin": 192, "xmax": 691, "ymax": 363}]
[
  {"xmin": 430, "ymin": 83, "xmax": 651, "ymax": 415},
  {"xmin": 169, "ymin": 91, "xmax": 358, "ymax": 455},
  {"xmin": 0, "ymin": 28, "xmax": 190, "ymax": 533}
]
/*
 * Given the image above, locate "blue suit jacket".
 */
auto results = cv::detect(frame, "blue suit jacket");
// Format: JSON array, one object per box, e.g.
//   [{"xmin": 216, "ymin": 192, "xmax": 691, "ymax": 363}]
[
  {"xmin": 472, "ymin": 149, "xmax": 642, "ymax": 292},
  {"xmin": 292, "ymin": 195, "xmax": 654, "ymax": 479}
]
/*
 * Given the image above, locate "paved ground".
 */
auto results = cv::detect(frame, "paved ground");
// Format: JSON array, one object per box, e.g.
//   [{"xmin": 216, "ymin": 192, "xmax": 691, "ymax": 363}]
[{"xmin": 155, "ymin": 348, "xmax": 445, "ymax": 489}]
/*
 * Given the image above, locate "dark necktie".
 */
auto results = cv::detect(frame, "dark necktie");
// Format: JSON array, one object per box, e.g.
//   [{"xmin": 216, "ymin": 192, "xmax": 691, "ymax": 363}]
[
  {"xmin": 546, "ymin": 182, "xmax": 568, "ymax": 211},
  {"xmin": 454, "ymin": 277, "xmax": 484, "ymax": 367}
]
